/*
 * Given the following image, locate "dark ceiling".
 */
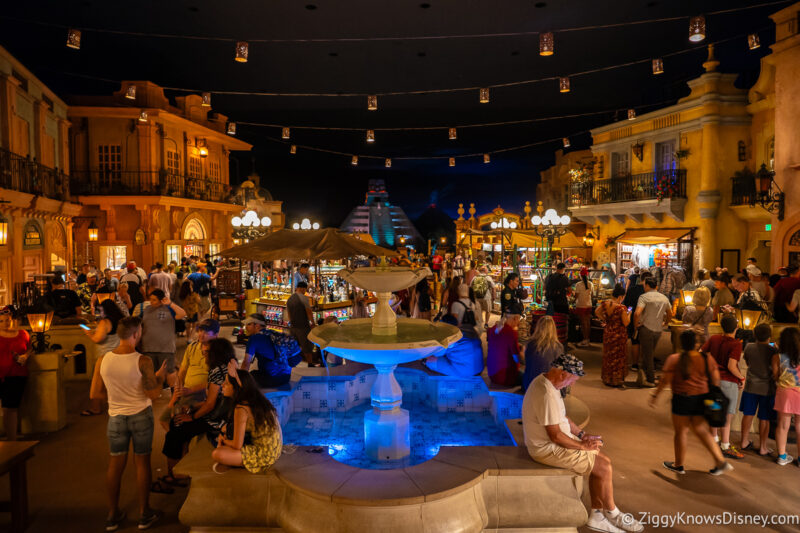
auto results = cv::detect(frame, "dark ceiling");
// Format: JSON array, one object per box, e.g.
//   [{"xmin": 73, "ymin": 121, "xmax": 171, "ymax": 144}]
[{"xmin": 0, "ymin": 0, "xmax": 785, "ymax": 226}]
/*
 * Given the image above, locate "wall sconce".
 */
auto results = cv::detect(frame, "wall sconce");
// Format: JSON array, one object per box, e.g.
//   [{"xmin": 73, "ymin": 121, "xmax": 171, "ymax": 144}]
[
  {"xmin": 138, "ymin": 110, "xmax": 148, "ymax": 123},
  {"xmin": 88, "ymin": 221, "xmax": 99, "ymax": 242},
  {"xmin": 756, "ymin": 163, "xmax": 784, "ymax": 220},
  {"xmin": 197, "ymin": 139, "xmax": 208, "ymax": 158},
  {"xmin": 632, "ymin": 141, "xmax": 644, "ymax": 162},
  {"xmin": 583, "ymin": 231, "xmax": 596, "ymax": 247}
]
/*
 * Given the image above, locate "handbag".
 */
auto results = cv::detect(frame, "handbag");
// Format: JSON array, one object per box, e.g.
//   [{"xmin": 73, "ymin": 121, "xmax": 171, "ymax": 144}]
[{"xmin": 701, "ymin": 352, "xmax": 730, "ymax": 428}]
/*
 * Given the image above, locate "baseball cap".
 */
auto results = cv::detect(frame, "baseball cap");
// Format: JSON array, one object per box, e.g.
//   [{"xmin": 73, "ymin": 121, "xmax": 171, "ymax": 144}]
[
  {"xmin": 243, "ymin": 313, "xmax": 266, "ymax": 327},
  {"xmin": 197, "ymin": 318, "xmax": 220, "ymax": 334},
  {"xmin": 552, "ymin": 353, "xmax": 585, "ymax": 377}
]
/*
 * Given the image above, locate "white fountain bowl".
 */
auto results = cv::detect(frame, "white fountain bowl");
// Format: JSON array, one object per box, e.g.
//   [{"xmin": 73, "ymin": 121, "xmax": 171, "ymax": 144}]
[
  {"xmin": 338, "ymin": 266, "xmax": 431, "ymax": 293},
  {"xmin": 308, "ymin": 318, "xmax": 462, "ymax": 366}
]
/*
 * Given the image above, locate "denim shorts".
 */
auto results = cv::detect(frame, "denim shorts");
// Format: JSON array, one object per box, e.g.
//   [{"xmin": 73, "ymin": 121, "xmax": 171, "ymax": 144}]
[{"xmin": 107, "ymin": 406, "xmax": 154, "ymax": 456}]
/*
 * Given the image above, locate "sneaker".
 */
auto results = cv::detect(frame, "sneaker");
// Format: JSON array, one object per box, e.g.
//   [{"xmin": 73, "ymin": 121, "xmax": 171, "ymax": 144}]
[
  {"xmin": 105, "ymin": 510, "xmax": 126, "ymax": 532},
  {"xmin": 138, "ymin": 509, "xmax": 160, "ymax": 530},
  {"xmin": 722, "ymin": 445, "xmax": 744, "ymax": 459},
  {"xmin": 776, "ymin": 453, "xmax": 794, "ymax": 466},
  {"xmin": 586, "ymin": 510, "xmax": 626, "ymax": 533},
  {"xmin": 605, "ymin": 510, "xmax": 645, "ymax": 533},
  {"xmin": 662, "ymin": 461, "xmax": 685, "ymax": 474},
  {"xmin": 709, "ymin": 461, "xmax": 734, "ymax": 476}
]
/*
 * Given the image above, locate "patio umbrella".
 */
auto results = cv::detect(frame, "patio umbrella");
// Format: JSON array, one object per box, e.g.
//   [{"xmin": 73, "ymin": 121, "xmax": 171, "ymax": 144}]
[{"xmin": 217, "ymin": 227, "xmax": 399, "ymax": 262}]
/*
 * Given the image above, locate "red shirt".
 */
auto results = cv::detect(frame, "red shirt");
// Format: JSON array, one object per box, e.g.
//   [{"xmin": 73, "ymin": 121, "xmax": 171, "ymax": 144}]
[
  {"xmin": 701, "ymin": 334, "xmax": 742, "ymax": 384},
  {"xmin": 0, "ymin": 330, "xmax": 31, "ymax": 378},
  {"xmin": 431, "ymin": 255, "xmax": 443, "ymax": 271},
  {"xmin": 487, "ymin": 324, "xmax": 520, "ymax": 386},
  {"xmin": 773, "ymin": 276, "xmax": 800, "ymax": 322}
]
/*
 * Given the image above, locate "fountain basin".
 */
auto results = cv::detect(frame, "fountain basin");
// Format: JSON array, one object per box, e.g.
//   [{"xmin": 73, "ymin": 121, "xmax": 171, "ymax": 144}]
[{"xmin": 337, "ymin": 266, "xmax": 431, "ymax": 293}]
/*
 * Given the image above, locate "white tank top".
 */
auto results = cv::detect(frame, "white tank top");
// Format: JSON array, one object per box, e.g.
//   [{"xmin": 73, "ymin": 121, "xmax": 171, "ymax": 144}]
[{"xmin": 99, "ymin": 351, "xmax": 152, "ymax": 416}]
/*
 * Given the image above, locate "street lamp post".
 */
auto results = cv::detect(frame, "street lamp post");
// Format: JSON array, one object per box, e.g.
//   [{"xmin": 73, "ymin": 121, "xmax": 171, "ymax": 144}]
[
  {"xmin": 231, "ymin": 209, "xmax": 272, "ymax": 243},
  {"xmin": 531, "ymin": 208, "xmax": 571, "ymax": 267},
  {"xmin": 291, "ymin": 218, "xmax": 320, "ymax": 231}
]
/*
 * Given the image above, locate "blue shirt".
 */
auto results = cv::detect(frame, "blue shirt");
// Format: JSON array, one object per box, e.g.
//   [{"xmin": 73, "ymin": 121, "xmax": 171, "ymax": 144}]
[
  {"xmin": 187, "ymin": 272, "xmax": 211, "ymax": 293},
  {"xmin": 247, "ymin": 330, "xmax": 291, "ymax": 377}
]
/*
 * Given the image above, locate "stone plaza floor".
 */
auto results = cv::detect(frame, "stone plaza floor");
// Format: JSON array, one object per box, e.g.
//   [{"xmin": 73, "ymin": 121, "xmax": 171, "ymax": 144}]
[{"xmin": 2, "ymin": 328, "xmax": 798, "ymax": 532}]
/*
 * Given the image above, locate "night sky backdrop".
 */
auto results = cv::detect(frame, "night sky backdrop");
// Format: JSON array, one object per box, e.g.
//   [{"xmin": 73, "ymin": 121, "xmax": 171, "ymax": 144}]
[{"xmin": 0, "ymin": 0, "xmax": 786, "ymax": 225}]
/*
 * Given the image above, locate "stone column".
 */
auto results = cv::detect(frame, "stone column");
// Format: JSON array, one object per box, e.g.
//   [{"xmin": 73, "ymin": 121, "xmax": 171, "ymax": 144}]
[{"xmin": 696, "ymin": 120, "xmax": 721, "ymax": 270}]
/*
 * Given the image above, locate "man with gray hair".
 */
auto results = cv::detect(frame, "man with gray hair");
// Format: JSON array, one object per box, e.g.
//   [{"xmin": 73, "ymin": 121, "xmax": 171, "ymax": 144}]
[{"xmin": 523, "ymin": 354, "xmax": 643, "ymax": 533}]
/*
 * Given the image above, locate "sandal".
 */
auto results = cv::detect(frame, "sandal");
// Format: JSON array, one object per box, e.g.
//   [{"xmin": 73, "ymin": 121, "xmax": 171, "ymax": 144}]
[
  {"xmin": 741, "ymin": 442, "xmax": 754, "ymax": 451},
  {"xmin": 161, "ymin": 474, "xmax": 190, "ymax": 487},
  {"xmin": 150, "ymin": 479, "xmax": 174, "ymax": 494},
  {"xmin": 81, "ymin": 409, "xmax": 102, "ymax": 416}
]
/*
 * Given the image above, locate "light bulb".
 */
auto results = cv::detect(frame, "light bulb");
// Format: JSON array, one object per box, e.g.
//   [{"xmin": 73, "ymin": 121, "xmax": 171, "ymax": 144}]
[
  {"xmin": 312, "ymin": 222, "xmax": 320, "ymax": 230},
  {"xmin": 551, "ymin": 217, "xmax": 561, "ymax": 226},
  {"xmin": 510, "ymin": 222, "xmax": 517, "ymax": 229},
  {"xmin": 545, "ymin": 209, "xmax": 557, "ymax": 219},
  {"xmin": 490, "ymin": 222, "xmax": 498, "ymax": 229},
  {"xmin": 560, "ymin": 215, "xmax": 571, "ymax": 225},
  {"xmin": 252, "ymin": 218, "xmax": 260, "ymax": 227},
  {"xmin": 531, "ymin": 216, "xmax": 541, "ymax": 226},
  {"xmin": 685, "ymin": 295, "xmax": 692, "ymax": 304},
  {"xmin": 601, "ymin": 278, "xmax": 610, "ymax": 286},
  {"xmin": 232, "ymin": 217, "xmax": 242, "ymax": 227},
  {"xmin": 292, "ymin": 223, "xmax": 300, "ymax": 230},
  {"xmin": 261, "ymin": 216, "xmax": 272, "ymax": 227}
]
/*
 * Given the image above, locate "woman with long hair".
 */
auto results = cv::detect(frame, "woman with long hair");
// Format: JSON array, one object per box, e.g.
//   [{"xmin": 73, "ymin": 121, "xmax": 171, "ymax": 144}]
[
  {"xmin": 411, "ymin": 277, "xmax": 432, "ymax": 320},
  {"xmin": 212, "ymin": 366, "xmax": 283, "ymax": 473},
  {"xmin": 81, "ymin": 299, "xmax": 125, "ymax": 416},
  {"xmin": 651, "ymin": 330, "xmax": 731, "ymax": 475},
  {"xmin": 595, "ymin": 284, "xmax": 631, "ymax": 388},
  {"xmin": 773, "ymin": 327, "xmax": 800, "ymax": 466},
  {"xmin": 522, "ymin": 316, "xmax": 564, "ymax": 391},
  {"xmin": 179, "ymin": 280, "xmax": 201, "ymax": 340},
  {"xmin": 0, "ymin": 307, "xmax": 31, "ymax": 440},
  {"xmin": 574, "ymin": 271, "xmax": 594, "ymax": 347}
]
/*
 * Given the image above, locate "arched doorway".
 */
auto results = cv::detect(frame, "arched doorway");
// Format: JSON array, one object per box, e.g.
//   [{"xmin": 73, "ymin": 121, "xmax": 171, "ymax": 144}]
[
  {"xmin": 48, "ymin": 222, "xmax": 68, "ymax": 270},
  {"xmin": 182, "ymin": 217, "xmax": 207, "ymax": 258}
]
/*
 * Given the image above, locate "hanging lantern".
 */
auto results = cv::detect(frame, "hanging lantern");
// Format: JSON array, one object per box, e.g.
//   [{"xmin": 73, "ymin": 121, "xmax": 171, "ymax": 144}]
[
  {"xmin": 125, "ymin": 85, "xmax": 137, "ymax": 100},
  {"xmin": 366, "ymin": 130, "xmax": 375, "ymax": 143},
  {"xmin": 539, "ymin": 32, "xmax": 554, "ymax": 56},
  {"xmin": 748, "ymin": 34, "xmax": 761, "ymax": 50},
  {"xmin": 562, "ymin": 137, "xmax": 570, "ymax": 148},
  {"xmin": 449, "ymin": 157, "xmax": 455, "ymax": 167},
  {"xmin": 138, "ymin": 109, "xmax": 148, "ymax": 123},
  {"xmin": 351, "ymin": 155, "xmax": 358, "ymax": 166},
  {"xmin": 0, "ymin": 214, "xmax": 7, "ymax": 246},
  {"xmin": 227, "ymin": 122, "xmax": 237, "ymax": 135},
  {"xmin": 367, "ymin": 95, "xmax": 378, "ymax": 111},
  {"xmin": 201, "ymin": 92, "xmax": 211, "ymax": 106},
  {"xmin": 235, "ymin": 41, "xmax": 249, "ymax": 62},
  {"xmin": 197, "ymin": 139, "xmax": 208, "ymax": 158},
  {"xmin": 627, "ymin": 109, "xmax": 636, "ymax": 120},
  {"xmin": 290, "ymin": 144, "xmax": 297, "ymax": 154},
  {"xmin": 652, "ymin": 58, "xmax": 664, "ymax": 75},
  {"xmin": 483, "ymin": 154, "xmax": 490, "ymax": 164},
  {"xmin": 66, "ymin": 28, "xmax": 82, "ymax": 50},
  {"xmin": 688, "ymin": 16, "xmax": 706, "ymax": 42},
  {"xmin": 282, "ymin": 127, "xmax": 290, "ymax": 139},
  {"xmin": 385, "ymin": 158, "xmax": 392, "ymax": 168},
  {"xmin": 559, "ymin": 77, "xmax": 570, "ymax": 93},
  {"xmin": 88, "ymin": 221, "xmax": 99, "ymax": 242},
  {"xmin": 448, "ymin": 127, "xmax": 457, "ymax": 140},
  {"xmin": 479, "ymin": 88, "xmax": 490, "ymax": 104}
]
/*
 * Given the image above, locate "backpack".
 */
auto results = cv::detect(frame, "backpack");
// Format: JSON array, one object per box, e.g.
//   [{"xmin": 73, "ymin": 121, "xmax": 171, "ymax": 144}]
[
  {"xmin": 125, "ymin": 274, "xmax": 144, "ymax": 305},
  {"xmin": 454, "ymin": 300, "xmax": 477, "ymax": 327},
  {"xmin": 472, "ymin": 275, "xmax": 489, "ymax": 299},
  {"xmin": 198, "ymin": 279, "xmax": 211, "ymax": 297}
]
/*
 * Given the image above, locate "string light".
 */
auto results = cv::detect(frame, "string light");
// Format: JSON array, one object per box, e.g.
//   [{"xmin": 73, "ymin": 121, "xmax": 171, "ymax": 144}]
[
  {"xmin": 367, "ymin": 94, "xmax": 377, "ymax": 110},
  {"xmin": 689, "ymin": 16, "xmax": 706, "ymax": 42},
  {"xmin": 125, "ymin": 85, "xmax": 136, "ymax": 100},
  {"xmin": 282, "ymin": 127, "xmax": 290, "ymax": 139},
  {"xmin": 290, "ymin": 144, "xmax": 297, "ymax": 154},
  {"xmin": 627, "ymin": 108, "xmax": 636, "ymax": 120},
  {"xmin": 449, "ymin": 157, "xmax": 455, "ymax": 167},
  {"xmin": 385, "ymin": 158, "xmax": 392, "ymax": 168},
  {"xmin": 748, "ymin": 33, "xmax": 760, "ymax": 49},
  {"xmin": 366, "ymin": 129, "xmax": 375, "ymax": 143},
  {"xmin": 227, "ymin": 122, "xmax": 236, "ymax": 135},
  {"xmin": 559, "ymin": 77, "xmax": 570, "ymax": 93},
  {"xmin": 449, "ymin": 127, "xmax": 457, "ymax": 140},
  {"xmin": 138, "ymin": 109, "xmax": 148, "ymax": 123},
  {"xmin": 66, "ymin": 28, "xmax": 81, "ymax": 49},
  {"xmin": 539, "ymin": 32, "xmax": 554, "ymax": 56},
  {"xmin": 652, "ymin": 58, "xmax": 664, "ymax": 74},
  {"xmin": 483, "ymin": 154, "xmax": 490, "ymax": 164},
  {"xmin": 202, "ymin": 92, "xmax": 211, "ymax": 106},
  {"xmin": 563, "ymin": 137, "xmax": 570, "ymax": 148},
  {"xmin": 351, "ymin": 155, "xmax": 358, "ymax": 166},
  {"xmin": 235, "ymin": 41, "xmax": 249, "ymax": 62},
  {"xmin": 480, "ymin": 88, "xmax": 489, "ymax": 103}
]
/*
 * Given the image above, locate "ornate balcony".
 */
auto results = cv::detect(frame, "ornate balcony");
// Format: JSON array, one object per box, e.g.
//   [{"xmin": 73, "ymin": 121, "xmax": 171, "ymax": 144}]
[
  {"xmin": 70, "ymin": 170, "xmax": 232, "ymax": 203},
  {"xmin": 0, "ymin": 146, "xmax": 70, "ymax": 200},
  {"xmin": 568, "ymin": 169, "xmax": 687, "ymax": 224}
]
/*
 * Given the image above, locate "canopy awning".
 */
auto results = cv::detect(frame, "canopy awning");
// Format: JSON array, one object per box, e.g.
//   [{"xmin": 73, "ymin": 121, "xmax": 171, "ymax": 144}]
[{"xmin": 616, "ymin": 228, "xmax": 693, "ymax": 245}]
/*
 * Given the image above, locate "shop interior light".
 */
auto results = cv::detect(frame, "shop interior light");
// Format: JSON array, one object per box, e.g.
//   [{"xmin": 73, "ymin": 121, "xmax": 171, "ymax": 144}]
[
  {"xmin": 66, "ymin": 28, "xmax": 82, "ymax": 49},
  {"xmin": 235, "ymin": 41, "xmax": 249, "ymax": 62},
  {"xmin": 689, "ymin": 15, "xmax": 706, "ymax": 42},
  {"xmin": 539, "ymin": 32, "xmax": 554, "ymax": 56},
  {"xmin": 201, "ymin": 92, "xmax": 211, "ymax": 106},
  {"xmin": 125, "ymin": 85, "xmax": 137, "ymax": 100},
  {"xmin": 479, "ymin": 88, "xmax": 490, "ymax": 103},
  {"xmin": 367, "ymin": 95, "xmax": 378, "ymax": 111}
]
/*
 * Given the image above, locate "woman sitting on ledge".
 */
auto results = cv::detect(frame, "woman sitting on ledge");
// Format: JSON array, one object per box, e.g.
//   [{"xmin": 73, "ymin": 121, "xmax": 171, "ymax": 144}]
[{"xmin": 212, "ymin": 364, "xmax": 283, "ymax": 474}]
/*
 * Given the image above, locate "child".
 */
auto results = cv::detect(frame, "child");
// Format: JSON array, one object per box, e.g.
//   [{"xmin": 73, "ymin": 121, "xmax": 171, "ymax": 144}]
[
  {"xmin": 739, "ymin": 323, "xmax": 777, "ymax": 456},
  {"xmin": 772, "ymin": 327, "xmax": 800, "ymax": 466}
]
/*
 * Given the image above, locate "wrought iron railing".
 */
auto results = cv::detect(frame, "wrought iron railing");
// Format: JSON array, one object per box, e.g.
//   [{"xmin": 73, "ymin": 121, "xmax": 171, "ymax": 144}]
[
  {"xmin": 568, "ymin": 169, "xmax": 687, "ymax": 207},
  {"xmin": 70, "ymin": 170, "xmax": 230, "ymax": 202},
  {"xmin": 0, "ymin": 146, "xmax": 70, "ymax": 199},
  {"xmin": 730, "ymin": 175, "xmax": 757, "ymax": 206}
]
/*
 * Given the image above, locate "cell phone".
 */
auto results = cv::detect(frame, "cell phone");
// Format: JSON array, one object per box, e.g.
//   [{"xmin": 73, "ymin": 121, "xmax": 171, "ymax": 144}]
[
  {"xmin": 79, "ymin": 324, "xmax": 91, "ymax": 331},
  {"xmin": 627, "ymin": 307, "xmax": 633, "ymax": 313}
]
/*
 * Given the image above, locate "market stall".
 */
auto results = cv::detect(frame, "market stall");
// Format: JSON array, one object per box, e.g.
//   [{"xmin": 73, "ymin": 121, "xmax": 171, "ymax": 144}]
[{"xmin": 614, "ymin": 228, "xmax": 695, "ymax": 279}]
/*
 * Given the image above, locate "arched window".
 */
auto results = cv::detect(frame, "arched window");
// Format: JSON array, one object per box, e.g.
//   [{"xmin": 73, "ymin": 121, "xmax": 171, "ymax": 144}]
[
  {"xmin": 183, "ymin": 218, "xmax": 206, "ymax": 241},
  {"xmin": 23, "ymin": 221, "xmax": 43, "ymax": 248}
]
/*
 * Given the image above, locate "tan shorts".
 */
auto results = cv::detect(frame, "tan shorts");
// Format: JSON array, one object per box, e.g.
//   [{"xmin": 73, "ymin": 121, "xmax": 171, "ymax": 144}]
[{"xmin": 531, "ymin": 446, "xmax": 598, "ymax": 476}]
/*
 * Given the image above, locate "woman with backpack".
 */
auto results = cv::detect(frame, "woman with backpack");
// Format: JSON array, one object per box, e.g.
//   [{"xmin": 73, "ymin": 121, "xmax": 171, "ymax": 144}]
[{"xmin": 650, "ymin": 329, "xmax": 732, "ymax": 476}]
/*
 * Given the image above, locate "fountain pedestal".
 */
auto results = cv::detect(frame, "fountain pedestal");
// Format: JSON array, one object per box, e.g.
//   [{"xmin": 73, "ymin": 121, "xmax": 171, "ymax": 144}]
[{"xmin": 364, "ymin": 363, "xmax": 410, "ymax": 461}]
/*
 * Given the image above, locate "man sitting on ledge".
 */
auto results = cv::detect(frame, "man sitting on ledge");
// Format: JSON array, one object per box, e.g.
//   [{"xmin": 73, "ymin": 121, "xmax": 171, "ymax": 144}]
[{"xmin": 522, "ymin": 353, "xmax": 643, "ymax": 533}]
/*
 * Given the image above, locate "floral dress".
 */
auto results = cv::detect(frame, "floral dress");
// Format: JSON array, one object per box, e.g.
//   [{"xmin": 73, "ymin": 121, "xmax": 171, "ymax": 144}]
[
  {"xmin": 241, "ymin": 413, "xmax": 283, "ymax": 474},
  {"xmin": 599, "ymin": 302, "xmax": 628, "ymax": 386}
]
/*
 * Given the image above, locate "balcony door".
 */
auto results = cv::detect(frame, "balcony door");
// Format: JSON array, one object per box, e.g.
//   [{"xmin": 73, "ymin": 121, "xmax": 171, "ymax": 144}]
[{"xmin": 655, "ymin": 141, "xmax": 675, "ymax": 172}]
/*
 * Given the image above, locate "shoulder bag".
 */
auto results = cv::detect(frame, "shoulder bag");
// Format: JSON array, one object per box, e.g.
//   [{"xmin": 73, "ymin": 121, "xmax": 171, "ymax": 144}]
[{"xmin": 701, "ymin": 352, "xmax": 729, "ymax": 427}]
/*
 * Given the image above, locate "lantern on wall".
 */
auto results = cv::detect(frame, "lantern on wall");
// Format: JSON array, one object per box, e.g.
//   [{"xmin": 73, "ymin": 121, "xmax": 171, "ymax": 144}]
[
  {"xmin": 449, "ymin": 158, "xmax": 455, "ymax": 167},
  {"xmin": 201, "ymin": 92, "xmax": 212, "ymax": 106},
  {"xmin": 483, "ymin": 154, "xmax": 490, "ymax": 164},
  {"xmin": 88, "ymin": 221, "xmax": 99, "ymax": 242},
  {"xmin": 366, "ymin": 130, "xmax": 375, "ymax": 143},
  {"xmin": 688, "ymin": 16, "xmax": 706, "ymax": 42},
  {"xmin": 652, "ymin": 58, "xmax": 664, "ymax": 75},
  {"xmin": 66, "ymin": 28, "xmax": 82, "ymax": 49},
  {"xmin": 385, "ymin": 158, "xmax": 392, "ymax": 168},
  {"xmin": 559, "ymin": 77, "xmax": 570, "ymax": 93},
  {"xmin": 235, "ymin": 41, "xmax": 249, "ymax": 62},
  {"xmin": 0, "ymin": 215, "xmax": 8, "ymax": 246},
  {"xmin": 583, "ymin": 232, "xmax": 596, "ymax": 247},
  {"xmin": 479, "ymin": 88, "xmax": 490, "ymax": 103},
  {"xmin": 227, "ymin": 122, "xmax": 237, "ymax": 135},
  {"xmin": 627, "ymin": 109, "xmax": 636, "ymax": 120},
  {"xmin": 448, "ymin": 128, "xmax": 457, "ymax": 140},
  {"xmin": 367, "ymin": 95, "xmax": 378, "ymax": 111},
  {"xmin": 282, "ymin": 127, "xmax": 290, "ymax": 139},
  {"xmin": 748, "ymin": 34, "xmax": 761, "ymax": 50},
  {"xmin": 539, "ymin": 32, "xmax": 554, "ymax": 56},
  {"xmin": 197, "ymin": 139, "xmax": 208, "ymax": 158},
  {"xmin": 125, "ymin": 85, "xmax": 137, "ymax": 100}
]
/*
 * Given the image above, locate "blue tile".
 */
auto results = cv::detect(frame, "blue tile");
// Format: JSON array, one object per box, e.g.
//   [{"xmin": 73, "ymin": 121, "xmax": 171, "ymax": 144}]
[
  {"xmin": 303, "ymin": 391, "xmax": 311, "ymax": 399},
  {"xmin": 320, "ymin": 400, "xmax": 328, "ymax": 408}
]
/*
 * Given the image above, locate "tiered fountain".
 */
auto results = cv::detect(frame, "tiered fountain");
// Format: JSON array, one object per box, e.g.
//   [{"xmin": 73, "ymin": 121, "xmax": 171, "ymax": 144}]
[{"xmin": 308, "ymin": 264, "xmax": 461, "ymax": 461}]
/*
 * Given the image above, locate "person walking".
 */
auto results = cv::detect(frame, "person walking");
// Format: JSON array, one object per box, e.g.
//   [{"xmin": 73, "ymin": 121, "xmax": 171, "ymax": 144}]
[
  {"xmin": 0, "ymin": 307, "xmax": 31, "ymax": 441},
  {"xmin": 650, "ymin": 330, "xmax": 732, "ymax": 476},
  {"xmin": 470, "ymin": 266, "xmax": 495, "ymax": 328},
  {"xmin": 574, "ymin": 269, "xmax": 594, "ymax": 347},
  {"xmin": 773, "ymin": 327, "xmax": 800, "ymax": 466},
  {"xmin": 286, "ymin": 282, "xmax": 319, "ymax": 366},
  {"xmin": 90, "ymin": 316, "xmax": 167, "ymax": 531},
  {"xmin": 140, "ymin": 289, "xmax": 186, "ymax": 389},
  {"xmin": 739, "ymin": 323, "xmax": 777, "ymax": 456},
  {"xmin": 522, "ymin": 316, "xmax": 563, "ymax": 391},
  {"xmin": 633, "ymin": 278, "xmax": 672, "ymax": 387},
  {"xmin": 595, "ymin": 284, "xmax": 631, "ymax": 388}
]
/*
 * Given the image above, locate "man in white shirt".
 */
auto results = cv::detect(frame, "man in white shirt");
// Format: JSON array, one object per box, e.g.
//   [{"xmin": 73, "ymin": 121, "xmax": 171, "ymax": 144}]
[
  {"xmin": 634, "ymin": 278, "xmax": 672, "ymax": 387},
  {"xmin": 523, "ymin": 354, "xmax": 642, "ymax": 533}
]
